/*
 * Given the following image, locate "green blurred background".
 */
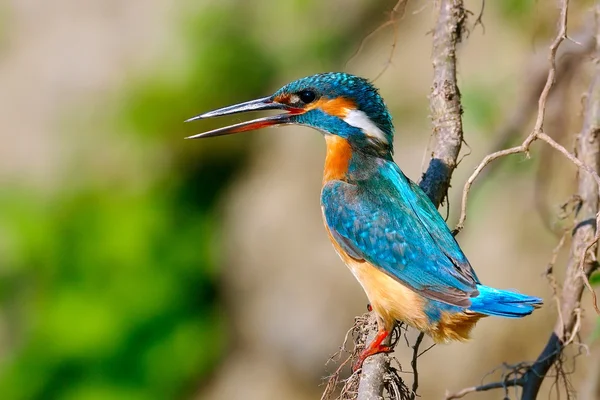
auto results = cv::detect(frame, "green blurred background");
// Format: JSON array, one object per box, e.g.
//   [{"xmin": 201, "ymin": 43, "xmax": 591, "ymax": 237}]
[{"xmin": 0, "ymin": 1, "xmax": 598, "ymax": 399}]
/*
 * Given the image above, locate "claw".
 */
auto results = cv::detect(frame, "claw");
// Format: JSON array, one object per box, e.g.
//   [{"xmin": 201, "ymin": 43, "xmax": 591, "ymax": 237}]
[{"xmin": 353, "ymin": 328, "xmax": 392, "ymax": 372}]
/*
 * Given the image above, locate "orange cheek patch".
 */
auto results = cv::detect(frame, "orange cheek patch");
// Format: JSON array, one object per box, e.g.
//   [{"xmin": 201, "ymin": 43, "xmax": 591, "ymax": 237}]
[{"xmin": 307, "ymin": 97, "xmax": 356, "ymax": 118}]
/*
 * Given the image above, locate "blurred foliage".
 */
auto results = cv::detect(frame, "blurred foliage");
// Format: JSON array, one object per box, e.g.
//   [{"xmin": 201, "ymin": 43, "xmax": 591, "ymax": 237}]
[
  {"xmin": 498, "ymin": 0, "xmax": 536, "ymax": 23},
  {"xmin": 591, "ymin": 272, "xmax": 600, "ymax": 286},
  {"xmin": 0, "ymin": 3, "xmax": 278, "ymax": 400},
  {"xmin": 0, "ymin": 187, "xmax": 224, "ymax": 400},
  {"xmin": 123, "ymin": 6, "xmax": 276, "ymax": 140},
  {"xmin": 589, "ymin": 271, "xmax": 600, "ymax": 342},
  {"xmin": 462, "ymin": 84, "xmax": 501, "ymax": 133}
]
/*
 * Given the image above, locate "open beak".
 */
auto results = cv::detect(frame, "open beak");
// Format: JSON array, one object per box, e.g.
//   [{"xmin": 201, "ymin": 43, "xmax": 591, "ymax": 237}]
[{"xmin": 185, "ymin": 96, "xmax": 303, "ymax": 139}]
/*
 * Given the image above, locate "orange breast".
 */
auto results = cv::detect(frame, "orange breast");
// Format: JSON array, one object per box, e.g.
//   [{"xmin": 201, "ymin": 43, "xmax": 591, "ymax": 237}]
[{"xmin": 323, "ymin": 135, "xmax": 352, "ymax": 182}]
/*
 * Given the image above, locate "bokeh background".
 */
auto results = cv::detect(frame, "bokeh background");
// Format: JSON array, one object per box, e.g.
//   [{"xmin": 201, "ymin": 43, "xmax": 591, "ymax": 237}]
[{"xmin": 1, "ymin": 0, "xmax": 600, "ymax": 399}]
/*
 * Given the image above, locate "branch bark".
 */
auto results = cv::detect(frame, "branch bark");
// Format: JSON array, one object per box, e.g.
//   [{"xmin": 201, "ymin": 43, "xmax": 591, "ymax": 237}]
[
  {"xmin": 357, "ymin": 0, "xmax": 467, "ymax": 398},
  {"xmin": 420, "ymin": 0, "xmax": 466, "ymax": 206},
  {"xmin": 356, "ymin": 313, "xmax": 389, "ymax": 400}
]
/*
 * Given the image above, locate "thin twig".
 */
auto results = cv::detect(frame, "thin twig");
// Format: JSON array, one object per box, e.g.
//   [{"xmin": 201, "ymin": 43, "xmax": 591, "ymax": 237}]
[
  {"xmin": 345, "ymin": 0, "xmax": 409, "ymax": 80},
  {"xmin": 321, "ymin": 322, "xmax": 358, "ymax": 400},
  {"xmin": 470, "ymin": 0, "xmax": 485, "ymax": 35},
  {"xmin": 546, "ymin": 229, "xmax": 570, "ymax": 328},
  {"xmin": 445, "ymin": 378, "xmax": 525, "ymax": 400},
  {"xmin": 460, "ymin": 29, "xmax": 593, "ymax": 235},
  {"xmin": 409, "ymin": 332, "xmax": 425, "ymax": 400}
]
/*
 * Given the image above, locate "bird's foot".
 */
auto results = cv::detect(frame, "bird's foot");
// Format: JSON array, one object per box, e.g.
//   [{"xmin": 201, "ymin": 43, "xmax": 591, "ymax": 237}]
[{"xmin": 352, "ymin": 328, "xmax": 392, "ymax": 372}]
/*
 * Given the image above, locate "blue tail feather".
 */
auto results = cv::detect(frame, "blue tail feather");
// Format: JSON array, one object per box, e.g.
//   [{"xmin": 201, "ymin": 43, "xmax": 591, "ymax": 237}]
[{"xmin": 468, "ymin": 285, "xmax": 543, "ymax": 318}]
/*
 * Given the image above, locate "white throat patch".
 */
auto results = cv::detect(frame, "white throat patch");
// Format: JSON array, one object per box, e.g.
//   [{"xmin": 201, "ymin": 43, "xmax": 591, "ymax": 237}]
[{"xmin": 343, "ymin": 109, "xmax": 388, "ymax": 144}]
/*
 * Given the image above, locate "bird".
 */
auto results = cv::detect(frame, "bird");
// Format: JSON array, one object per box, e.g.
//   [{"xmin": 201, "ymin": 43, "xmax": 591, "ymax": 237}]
[{"xmin": 185, "ymin": 72, "xmax": 543, "ymax": 370}]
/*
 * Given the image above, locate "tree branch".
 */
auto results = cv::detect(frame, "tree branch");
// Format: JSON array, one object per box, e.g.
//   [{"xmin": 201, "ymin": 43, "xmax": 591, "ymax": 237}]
[
  {"xmin": 357, "ymin": 313, "xmax": 390, "ymax": 400},
  {"xmin": 420, "ymin": 0, "xmax": 466, "ymax": 206},
  {"xmin": 409, "ymin": 332, "xmax": 425, "ymax": 400},
  {"xmin": 446, "ymin": 2, "xmax": 600, "ymax": 398},
  {"xmin": 356, "ymin": 1, "xmax": 467, "ymax": 399}
]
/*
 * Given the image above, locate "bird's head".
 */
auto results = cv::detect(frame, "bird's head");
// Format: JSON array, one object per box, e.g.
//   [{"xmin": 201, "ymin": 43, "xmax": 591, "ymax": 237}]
[{"xmin": 186, "ymin": 72, "xmax": 394, "ymax": 156}]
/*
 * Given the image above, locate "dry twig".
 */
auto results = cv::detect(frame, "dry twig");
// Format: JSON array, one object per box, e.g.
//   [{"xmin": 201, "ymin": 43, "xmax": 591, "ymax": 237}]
[
  {"xmin": 459, "ymin": 29, "xmax": 593, "ymax": 234},
  {"xmin": 408, "ymin": 332, "xmax": 425, "ymax": 400},
  {"xmin": 321, "ymin": 321, "xmax": 359, "ymax": 400},
  {"xmin": 345, "ymin": 0, "xmax": 409, "ymax": 81}
]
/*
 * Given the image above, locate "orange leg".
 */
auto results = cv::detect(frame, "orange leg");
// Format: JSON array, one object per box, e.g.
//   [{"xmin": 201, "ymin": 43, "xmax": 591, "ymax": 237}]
[{"xmin": 353, "ymin": 328, "xmax": 392, "ymax": 372}]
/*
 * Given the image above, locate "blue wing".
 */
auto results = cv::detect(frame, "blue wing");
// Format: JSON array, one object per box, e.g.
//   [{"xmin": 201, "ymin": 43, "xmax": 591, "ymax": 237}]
[{"xmin": 322, "ymin": 161, "xmax": 480, "ymax": 307}]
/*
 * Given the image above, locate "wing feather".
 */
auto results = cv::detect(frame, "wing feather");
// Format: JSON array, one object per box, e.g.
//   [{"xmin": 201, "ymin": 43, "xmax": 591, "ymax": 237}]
[{"xmin": 321, "ymin": 162, "xmax": 479, "ymax": 307}]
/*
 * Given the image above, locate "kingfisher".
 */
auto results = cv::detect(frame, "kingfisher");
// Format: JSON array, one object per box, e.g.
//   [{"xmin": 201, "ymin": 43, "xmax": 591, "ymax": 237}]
[{"xmin": 186, "ymin": 72, "xmax": 542, "ymax": 370}]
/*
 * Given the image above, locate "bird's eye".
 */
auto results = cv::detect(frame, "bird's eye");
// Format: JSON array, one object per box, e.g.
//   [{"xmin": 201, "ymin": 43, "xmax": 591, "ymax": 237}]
[{"xmin": 298, "ymin": 90, "xmax": 316, "ymax": 104}]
